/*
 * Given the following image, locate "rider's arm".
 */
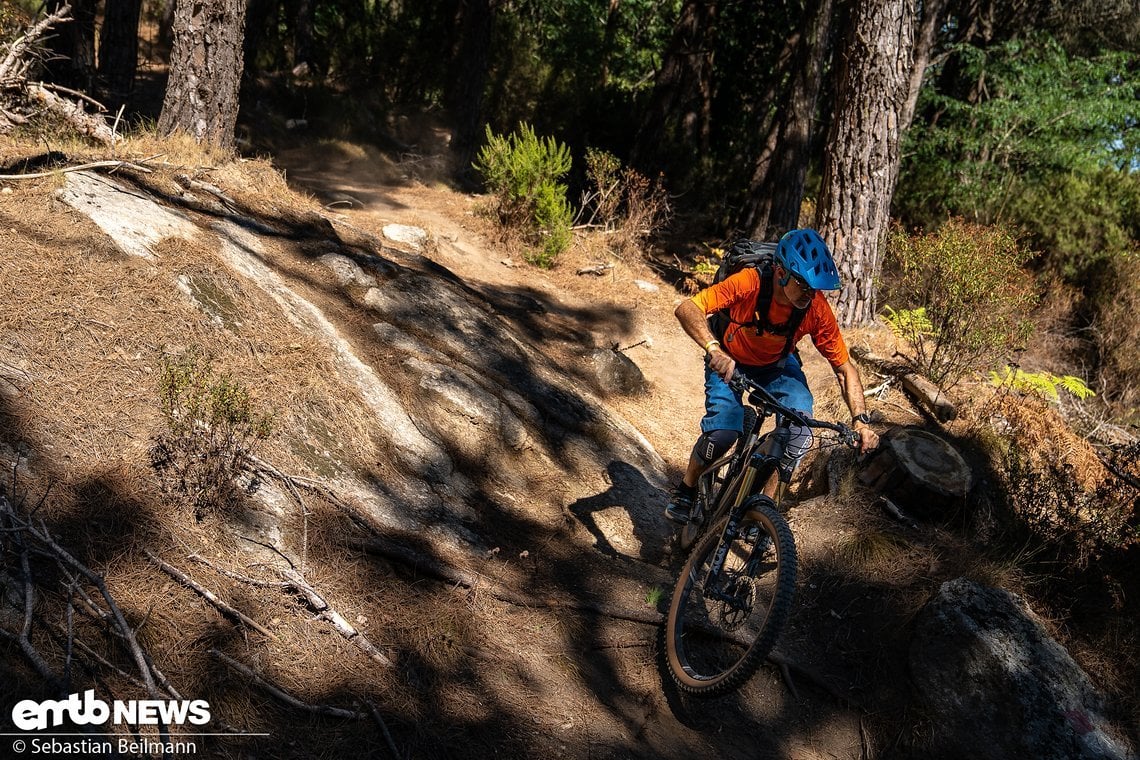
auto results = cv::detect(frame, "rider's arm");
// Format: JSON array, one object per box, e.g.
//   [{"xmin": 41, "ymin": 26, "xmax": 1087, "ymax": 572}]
[
  {"xmin": 675, "ymin": 299, "xmax": 735, "ymax": 380},
  {"xmin": 834, "ymin": 360, "xmax": 879, "ymax": 453}
]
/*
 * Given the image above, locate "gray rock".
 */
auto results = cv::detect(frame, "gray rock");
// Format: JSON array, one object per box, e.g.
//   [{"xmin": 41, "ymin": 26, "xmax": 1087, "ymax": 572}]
[
  {"xmin": 910, "ymin": 578, "xmax": 1136, "ymax": 760},
  {"xmin": 318, "ymin": 252, "xmax": 378, "ymax": 288},
  {"xmin": 589, "ymin": 348, "xmax": 647, "ymax": 397}
]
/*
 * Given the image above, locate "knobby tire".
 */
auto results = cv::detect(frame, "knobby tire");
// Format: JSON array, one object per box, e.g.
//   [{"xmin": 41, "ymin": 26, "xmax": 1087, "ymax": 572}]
[{"xmin": 665, "ymin": 496, "xmax": 796, "ymax": 697}]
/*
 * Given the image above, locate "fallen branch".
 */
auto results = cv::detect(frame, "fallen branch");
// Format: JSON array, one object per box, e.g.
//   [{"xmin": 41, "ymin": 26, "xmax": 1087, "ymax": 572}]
[
  {"xmin": 144, "ymin": 549, "xmax": 275, "ymax": 639},
  {"xmin": 850, "ymin": 347, "xmax": 956, "ymax": 422},
  {"xmin": 576, "ymin": 263, "xmax": 614, "ymax": 276},
  {"xmin": 0, "ymin": 158, "xmax": 152, "ymax": 180},
  {"xmin": 188, "ymin": 550, "xmax": 393, "ymax": 667},
  {"xmin": 275, "ymin": 567, "xmax": 393, "ymax": 667},
  {"xmin": 26, "ymin": 84, "xmax": 117, "ymax": 145},
  {"xmin": 210, "ymin": 648, "xmax": 365, "ymax": 720},
  {"xmin": 0, "ymin": 5, "xmax": 71, "ymax": 83}
]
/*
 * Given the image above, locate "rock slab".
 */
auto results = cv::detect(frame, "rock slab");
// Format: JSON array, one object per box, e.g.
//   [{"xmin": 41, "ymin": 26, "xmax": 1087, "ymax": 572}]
[{"xmin": 910, "ymin": 578, "xmax": 1137, "ymax": 760}]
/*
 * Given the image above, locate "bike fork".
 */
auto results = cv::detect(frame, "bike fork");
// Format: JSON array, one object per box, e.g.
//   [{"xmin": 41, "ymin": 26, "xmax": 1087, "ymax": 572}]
[{"xmin": 701, "ymin": 503, "xmax": 751, "ymax": 600}]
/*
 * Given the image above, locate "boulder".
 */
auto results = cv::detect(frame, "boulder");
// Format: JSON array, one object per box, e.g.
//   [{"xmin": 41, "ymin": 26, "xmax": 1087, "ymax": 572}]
[
  {"xmin": 909, "ymin": 578, "xmax": 1137, "ymax": 760},
  {"xmin": 589, "ymin": 348, "xmax": 647, "ymax": 397}
]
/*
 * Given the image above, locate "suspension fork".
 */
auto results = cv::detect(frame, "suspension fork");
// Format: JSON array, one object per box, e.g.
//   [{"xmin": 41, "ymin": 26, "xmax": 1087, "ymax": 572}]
[{"xmin": 700, "ymin": 459, "xmax": 774, "ymax": 595}]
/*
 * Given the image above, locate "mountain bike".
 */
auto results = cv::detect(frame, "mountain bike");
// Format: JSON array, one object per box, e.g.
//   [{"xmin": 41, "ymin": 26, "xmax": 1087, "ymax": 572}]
[{"xmin": 664, "ymin": 371, "xmax": 859, "ymax": 697}]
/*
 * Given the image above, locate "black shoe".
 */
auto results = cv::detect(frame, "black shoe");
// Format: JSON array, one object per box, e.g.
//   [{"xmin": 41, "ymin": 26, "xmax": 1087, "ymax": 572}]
[{"xmin": 665, "ymin": 486, "xmax": 695, "ymax": 525}]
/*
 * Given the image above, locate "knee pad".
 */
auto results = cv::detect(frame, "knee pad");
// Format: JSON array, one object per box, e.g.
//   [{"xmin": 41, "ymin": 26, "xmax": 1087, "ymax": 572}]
[
  {"xmin": 759, "ymin": 424, "xmax": 814, "ymax": 481},
  {"xmin": 692, "ymin": 429, "xmax": 740, "ymax": 468},
  {"xmin": 777, "ymin": 423, "xmax": 813, "ymax": 481}
]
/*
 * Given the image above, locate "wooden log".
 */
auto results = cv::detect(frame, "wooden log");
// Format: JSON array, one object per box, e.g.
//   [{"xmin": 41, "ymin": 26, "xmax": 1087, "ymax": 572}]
[{"xmin": 850, "ymin": 347, "xmax": 956, "ymax": 422}]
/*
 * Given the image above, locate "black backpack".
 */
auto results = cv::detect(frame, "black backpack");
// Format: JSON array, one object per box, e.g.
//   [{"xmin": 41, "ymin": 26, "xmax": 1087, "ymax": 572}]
[{"xmin": 706, "ymin": 239, "xmax": 809, "ymax": 362}]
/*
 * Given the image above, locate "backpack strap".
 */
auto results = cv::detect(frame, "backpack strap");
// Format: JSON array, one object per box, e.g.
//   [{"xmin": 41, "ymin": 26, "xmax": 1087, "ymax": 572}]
[{"xmin": 717, "ymin": 263, "xmax": 808, "ymax": 361}]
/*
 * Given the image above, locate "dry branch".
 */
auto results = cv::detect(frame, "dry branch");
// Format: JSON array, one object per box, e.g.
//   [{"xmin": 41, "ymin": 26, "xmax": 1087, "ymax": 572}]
[
  {"xmin": 209, "ymin": 648, "xmax": 365, "ymax": 720},
  {"xmin": 0, "ymin": 5, "xmax": 71, "ymax": 83},
  {"xmin": 275, "ymin": 567, "xmax": 393, "ymax": 667},
  {"xmin": 851, "ymin": 346, "xmax": 956, "ymax": 422},
  {"xmin": 143, "ymin": 549, "xmax": 275, "ymax": 639},
  {"xmin": 188, "ymin": 549, "xmax": 393, "ymax": 667},
  {"xmin": 0, "ymin": 159, "xmax": 153, "ymax": 181}
]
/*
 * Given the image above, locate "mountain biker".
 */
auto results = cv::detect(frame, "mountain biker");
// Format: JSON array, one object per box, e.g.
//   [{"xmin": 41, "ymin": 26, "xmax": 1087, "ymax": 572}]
[{"xmin": 665, "ymin": 228, "xmax": 880, "ymax": 525}]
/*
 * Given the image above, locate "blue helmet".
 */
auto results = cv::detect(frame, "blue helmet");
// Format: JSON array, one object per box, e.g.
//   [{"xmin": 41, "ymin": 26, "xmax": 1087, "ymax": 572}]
[{"xmin": 776, "ymin": 228, "xmax": 841, "ymax": 290}]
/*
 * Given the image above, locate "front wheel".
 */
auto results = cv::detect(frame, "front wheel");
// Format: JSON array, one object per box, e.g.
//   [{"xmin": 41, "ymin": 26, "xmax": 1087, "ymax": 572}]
[{"xmin": 664, "ymin": 496, "xmax": 796, "ymax": 697}]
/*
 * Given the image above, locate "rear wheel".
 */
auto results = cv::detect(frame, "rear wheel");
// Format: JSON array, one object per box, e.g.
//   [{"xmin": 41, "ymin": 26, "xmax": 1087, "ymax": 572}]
[{"xmin": 665, "ymin": 495, "xmax": 796, "ymax": 697}]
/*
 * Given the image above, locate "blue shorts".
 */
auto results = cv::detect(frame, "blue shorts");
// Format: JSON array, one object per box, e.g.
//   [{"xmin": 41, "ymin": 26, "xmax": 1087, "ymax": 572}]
[{"xmin": 701, "ymin": 355, "xmax": 814, "ymax": 434}]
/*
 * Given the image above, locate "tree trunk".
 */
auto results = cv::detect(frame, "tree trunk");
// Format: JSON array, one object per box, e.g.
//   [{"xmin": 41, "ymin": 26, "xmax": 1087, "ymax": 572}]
[
  {"xmin": 44, "ymin": 0, "xmax": 96, "ymax": 91},
  {"xmin": 630, "ymin": 0, "xmax": 718, "ymax": 174},
  {"xmin": 157, "ymin": 0, "xmax": 249, "ymax": 150},
  {"xmin": 816, "ymin": 0, "xmax": 916, "ymax": 326},
  {"xmin": 97, "ymin": 0, "xmax": 143, "ymax": 101},
  {"xmin": 444, "ymin": 0, "xmax": 496, "ymax": 168},
  {"xmin": 900, "ymin": 0, "xmax": 951, "ymax": 132},
  {"xmin": 740, "ymin": 0, "xmax": 835, "ymax": 239}
]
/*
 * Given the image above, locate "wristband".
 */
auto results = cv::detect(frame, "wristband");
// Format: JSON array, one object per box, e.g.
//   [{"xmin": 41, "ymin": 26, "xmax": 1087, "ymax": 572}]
[
  {"xmin": 852, "ymin": 413, "xmax": 872, "ymax": 425},
  {"xmin": 703, "ymin": 339, "xmax": 721, "ymax": 354}
]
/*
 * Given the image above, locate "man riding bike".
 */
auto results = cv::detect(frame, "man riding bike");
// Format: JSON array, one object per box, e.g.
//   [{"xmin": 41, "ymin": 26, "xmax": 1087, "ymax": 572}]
[{"xmin": 666, "ymin": 228, "xmax": 880, "ymax": 525}]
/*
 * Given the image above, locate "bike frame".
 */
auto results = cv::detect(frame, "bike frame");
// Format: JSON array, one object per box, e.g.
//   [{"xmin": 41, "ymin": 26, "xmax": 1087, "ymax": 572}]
[{"xmin": 695, "ymin": 372, "xmax": 857, "ymax": 601}]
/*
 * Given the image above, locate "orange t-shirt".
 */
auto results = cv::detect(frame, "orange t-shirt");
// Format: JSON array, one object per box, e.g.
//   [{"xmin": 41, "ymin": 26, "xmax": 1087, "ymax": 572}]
[{"xmin": 691, "ymin": 268, "xmax": 850, "ymax": 368}]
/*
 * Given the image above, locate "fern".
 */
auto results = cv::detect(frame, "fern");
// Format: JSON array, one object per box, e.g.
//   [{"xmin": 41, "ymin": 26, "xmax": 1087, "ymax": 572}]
[
  {"xmin": 881, "ymin": 305, "xmax": 935, "ymax": 341},
  {"xmin": 989, "ymin": 366, "xmax": 1096, "ymax": 402}
]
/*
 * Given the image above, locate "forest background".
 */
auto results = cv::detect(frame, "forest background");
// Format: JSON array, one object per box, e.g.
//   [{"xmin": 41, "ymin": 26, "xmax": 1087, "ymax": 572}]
[
  {"xmin": 1, "ymin": 0, "xmax": 1139, "ymax": 755},
  {"xmin": 7, "ymin": 0, "xmax": 1136, "ymax": 424}
]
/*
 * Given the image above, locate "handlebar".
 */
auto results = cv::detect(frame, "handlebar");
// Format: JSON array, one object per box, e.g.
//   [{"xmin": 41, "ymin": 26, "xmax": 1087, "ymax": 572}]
[{"xmin": 727, "ymin": 370, "xmax": 860, "ymax": 449}]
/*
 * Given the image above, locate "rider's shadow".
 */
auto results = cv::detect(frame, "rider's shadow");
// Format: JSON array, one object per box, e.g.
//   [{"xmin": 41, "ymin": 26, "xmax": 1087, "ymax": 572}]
[{"xmin": 568, "ymin": 460, "xmax": 671, "ymax": 565}]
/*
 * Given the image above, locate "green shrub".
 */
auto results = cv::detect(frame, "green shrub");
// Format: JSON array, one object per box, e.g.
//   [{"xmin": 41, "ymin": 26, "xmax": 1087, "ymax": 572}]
[
  {"xmin": 473, "ymin": 122, "xmax": 573, "ymax": 265},
  {"xmin": 150, "ymin": 348, "xmax": 273, "ymax": 519},
  {"xmin": 883, "ymin": 220, "xmax": 1038, "ymax": 388},
  {"xmin": 531, "ymin": 181, "xmax": 572, "ymax": 268}
]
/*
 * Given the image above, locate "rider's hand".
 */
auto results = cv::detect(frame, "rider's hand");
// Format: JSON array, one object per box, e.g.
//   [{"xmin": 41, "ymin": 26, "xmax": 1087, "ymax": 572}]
[
  {"xmin": 853, "ymin": 423, "xmax": 879, "ymax": 454},
  {"xmin": 708, "ymin": 347, "xmax": 735, "ymax": 381}
]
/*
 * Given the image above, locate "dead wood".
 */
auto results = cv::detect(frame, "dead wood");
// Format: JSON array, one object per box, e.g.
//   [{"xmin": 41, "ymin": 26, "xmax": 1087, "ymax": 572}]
[
  {"xmin": 143, "ymin": 548, "xmax": 275, "ymax": 639},
  {"xmin": 209, "ymin": 648, "xmax": 366, "ymax": 720},
  {"xmin": 0, "ymin": 158, "xmax": 153, "ymax": 181},
  {"xmin": 0, "ymin": 6, "xmax": 118, "ymax": 145},
  {"xmin": 0, "ymin": 5, "xmax": 71, "ymax": 83},
  {"xmin": 0, "ymin": 499, "xmax": 161, "ymax": 699},
  {"xmin": 275, "ymin": 567, "xmax": 394, "ymax": 667},
  {"xmin": 187, "ymin": 549, "xmax": 394, "ymax": 667},
  {"xmin": 851, "ymin": 346, "xmax": 956, "ymax": 422}
]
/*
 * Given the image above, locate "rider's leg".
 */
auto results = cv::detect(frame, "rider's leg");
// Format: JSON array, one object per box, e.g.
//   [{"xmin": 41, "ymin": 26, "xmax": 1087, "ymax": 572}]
[
  {"xmin": 750, "ymin": 355, "xmax": 815, "ymax": 499},
  {"xmin": 666, "ymin": 364, "xmax": 744, "ymax": 524}
]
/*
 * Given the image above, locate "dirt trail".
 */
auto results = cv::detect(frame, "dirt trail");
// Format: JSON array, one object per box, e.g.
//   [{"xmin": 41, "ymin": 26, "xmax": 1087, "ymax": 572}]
[{"xmin": 269, "ymin": 144, "xmax": 877, "ymax": 758}]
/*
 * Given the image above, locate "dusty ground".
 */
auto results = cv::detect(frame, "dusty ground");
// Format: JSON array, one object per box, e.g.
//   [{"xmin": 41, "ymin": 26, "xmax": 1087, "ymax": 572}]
[{"xmin": 0, "ymin": 128, "xmax": 1135, "ymax": 760}]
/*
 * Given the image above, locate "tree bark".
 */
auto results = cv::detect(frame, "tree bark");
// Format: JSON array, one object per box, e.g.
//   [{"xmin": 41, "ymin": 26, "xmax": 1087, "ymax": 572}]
[
  {"xmin": 631, "ymin": 0, "xmax": 718, "ymax": 175},
  {"xmin": 740, "ymin": 0, "xmax": 836, "ymax": 239},
  {"xmin": 816, "ymin": 0, "xmax": 917, "ymax": 326},
  {"xmin": 157, "ymin": 0, "xmax": 249, "ymax": 150},
  {"xmin": 97, "ymin": 0, "xmax": 143, "ymax": 101}
]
